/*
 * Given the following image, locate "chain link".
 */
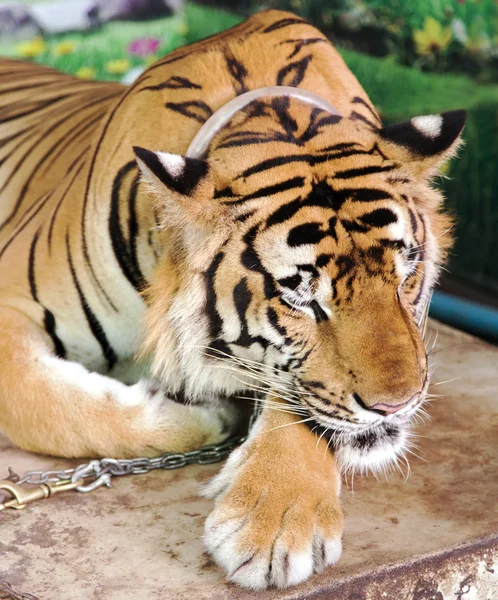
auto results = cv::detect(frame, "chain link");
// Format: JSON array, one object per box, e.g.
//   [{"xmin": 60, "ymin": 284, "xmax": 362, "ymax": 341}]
[
  {"xmin": 14, "ymin": 433, "xmax": 247, "ymax": 493},
  {"xmin": 14, "ymin": 403, "xmax": 261, "ymax": 494},
  {"xmin": 0, "ymin": 580, "xmax": 39, "ymax": 600},
  {"xmin": 0, "ymin": 402, "xmax": 263, "ymax": 600}
]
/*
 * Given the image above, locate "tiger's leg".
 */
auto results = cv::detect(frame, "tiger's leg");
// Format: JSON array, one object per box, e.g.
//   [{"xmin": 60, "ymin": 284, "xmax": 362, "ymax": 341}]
[
  {"xmin": 203, "ymin": 402, "xmax": 344, "ymax": 590},
  {"xmin": 0, "ymin": 306, "xmax": 237, "ymax": 458}
]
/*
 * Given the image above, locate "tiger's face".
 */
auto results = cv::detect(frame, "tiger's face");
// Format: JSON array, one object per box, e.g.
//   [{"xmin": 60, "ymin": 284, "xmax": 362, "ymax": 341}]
[{"xmin": 135, "ymin": 104, "xmax": 465, "ymax": 471}]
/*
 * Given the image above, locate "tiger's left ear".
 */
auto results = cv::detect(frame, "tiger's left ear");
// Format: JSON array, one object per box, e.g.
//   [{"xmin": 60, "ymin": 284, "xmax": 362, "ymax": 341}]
[
  {"xmin": 133, "ymin": 146, "xmax": 218, "ymax": 227},
  {"xmin": 379, "ymin": 110, "xmax": 466, "ymax": 177}
]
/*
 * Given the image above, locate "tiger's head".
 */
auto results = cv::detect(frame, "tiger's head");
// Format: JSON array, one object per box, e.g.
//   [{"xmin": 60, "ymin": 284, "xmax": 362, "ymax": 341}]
[{"xmin": 134, "ymin": 98, "xmax": 465, "ymax": 472}]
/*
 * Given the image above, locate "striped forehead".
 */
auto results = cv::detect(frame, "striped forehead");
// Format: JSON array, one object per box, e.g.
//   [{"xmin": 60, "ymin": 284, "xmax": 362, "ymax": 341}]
[{"xmin": 253, "ymin": 178, "xmax": 413, "ymax": 276}]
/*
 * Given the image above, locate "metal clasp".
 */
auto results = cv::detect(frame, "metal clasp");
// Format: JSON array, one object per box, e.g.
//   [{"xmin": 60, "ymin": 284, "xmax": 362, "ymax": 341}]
[{"xmin": 0, "ymin": 478, "xmax": 83, "ymax": 511}]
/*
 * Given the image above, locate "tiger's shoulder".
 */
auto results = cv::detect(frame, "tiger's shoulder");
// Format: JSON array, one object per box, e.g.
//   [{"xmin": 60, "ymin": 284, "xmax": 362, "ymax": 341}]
[{"xmin": 118, "ymin": 9, "xmax": 378, "ymax": 157}]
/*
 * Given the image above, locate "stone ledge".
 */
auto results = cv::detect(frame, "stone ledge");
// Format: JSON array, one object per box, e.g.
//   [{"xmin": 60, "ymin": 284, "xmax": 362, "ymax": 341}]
[{"xmin": 1, "ymin": 321, "xmax": 497, "ymax": 599}]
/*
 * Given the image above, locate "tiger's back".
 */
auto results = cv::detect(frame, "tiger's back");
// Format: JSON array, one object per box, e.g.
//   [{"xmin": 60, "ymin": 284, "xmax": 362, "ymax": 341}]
[
  {"xmin": 0, "ymin": 59, "xmax": 121, "ymax": 225},
  {"xmin": 0, "ymin": 10, "xmax": 379, "ymax": 372}
]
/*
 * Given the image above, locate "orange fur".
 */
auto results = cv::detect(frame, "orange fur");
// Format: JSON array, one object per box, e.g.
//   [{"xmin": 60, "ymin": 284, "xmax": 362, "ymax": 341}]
[{"xmin": 0, "ymin": 10, "xmax": 465, "ymax": 589}]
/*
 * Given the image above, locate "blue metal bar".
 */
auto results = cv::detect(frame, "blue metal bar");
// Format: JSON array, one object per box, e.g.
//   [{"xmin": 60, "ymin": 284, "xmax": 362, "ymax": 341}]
[{"xmin": 430, "ymin": 290, "xmax": 498, "ymax": 340}]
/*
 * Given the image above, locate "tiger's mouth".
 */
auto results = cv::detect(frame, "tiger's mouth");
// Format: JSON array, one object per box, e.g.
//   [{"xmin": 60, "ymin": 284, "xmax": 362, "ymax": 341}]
[
  {"xmin": 303, "ymin": 411, "xmax": 415, "ymax": 475},
  {"xmin": 296, "ymin": 377, "xmax": 428, "ymax": 475}
]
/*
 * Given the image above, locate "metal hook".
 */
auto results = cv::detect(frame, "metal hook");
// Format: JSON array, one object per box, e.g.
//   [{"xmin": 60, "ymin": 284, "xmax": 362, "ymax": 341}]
[{"xmin": 0, "ymin": 478, "xmax": 84, "ymax": 511}]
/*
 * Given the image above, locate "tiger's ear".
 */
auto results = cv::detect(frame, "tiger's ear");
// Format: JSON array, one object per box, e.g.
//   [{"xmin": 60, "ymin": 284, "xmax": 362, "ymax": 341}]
[
  {"xmin": 379, "ymin": 110, "xmax": 466, "ymax": 177},
  {"xmin": 133, "ymin": 146, "xmax": 218, "ymax": 227}
]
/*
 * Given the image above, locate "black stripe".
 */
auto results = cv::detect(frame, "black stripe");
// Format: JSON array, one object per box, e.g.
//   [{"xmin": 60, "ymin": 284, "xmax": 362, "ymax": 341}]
[
  {"xmin": 341, "ymin": 219, "xmax": 369, "ymax": 233},
  {"xmin": 310, "ymin": 300, "xmax": 328, "ymax": 323},
  {"xmin": 47, "ymin": 161, "xmax": 85, "ymax": 253},
  {"xmin": 341, "ymin": 188, "xmax": 393, "ymax": 202},
  {"xmin": 0, "ymin": 90, "xmax": 119, "ymax": 230},
  {"xmin": 165, "ymin": 100, "xmax": 213, "ymax": 124},
  {"xmin": 219, "ymin": 130, "xmax": 263, "ymax": 144},
  {"xmin": 0, "ymin": 96, "xmax": 69, "ymax": 126},
  {"xmin": 225, "ymin": 51, "xmax": 249, "ymax": 94},
  {"xmin": 0, "ymin": 123, "xmax": 36, "ymax": 148},
  {"xmin": 0, "ymin": 190, "xmax": 53, "ymax": 260},
  {"xmin": 317, "ymin": 253, "xmax": 333, "ymax": 268},
  {"xmin": 204, "ymin": 252, "xmax": 225, "ymax": 339},
  {"xmin": 334, "ymin": 165, "xmax": 397, "ymax": 180},
  {"xmin": 350, "ymin": 110, "xmax": 378, "ymax": 130},
  {"xmin": 288, "ymin": 222, "xmax": 327, "ymax": 247},
  {"xmin": 272, "ymin": 96, "xmax": 298, "ymax": 136},
  {"xmin": 276, "ymin": 54, "xmax": 312, "ymax": 87},
  {"xmin": 408, "ymin": 208, "xmax": 418, "ymax": 233},
  {"xmin": 263, "ymin": 17, "xmax": 308, "ymax": 33},
  {"xmin": 278, "ymin": 274, "xmax": 301, "ymax": 290},
  {"xmin": 28, "ymin": 229, "xmax": 41, "ymax": 301},
  {"xmin": 303, "ymin": 397, "xmax": 354, "ymax": 419},
  {"xmin": 43, "ymin": 309, "xmax": 67, "ymax": 359},
  {"xmin": 140, "ymin": 76, "xmax": 202, "ymax": 91},
  {"xmin": 265, "ymin": 181, "xmax": 338, "ymax": 229},
  {"xmin": 235, "ymin": 210, "xmax": 256, "ymax": 223},
  {"xmin": 233, "ymin": 277, "xmax": 252, "ymax": 337},
  {"xmin": 228, "ymin": 177, "xmax": 305, "ymax": 205},
  {"xmin": 280, "ymin": 38, "xmax": 327, "ymax": 59},
  {"xmin": 127, "ymin": 172, "xmax": 146, "ymax": 289},
  {"xmin": 351, "ymin": 96, "xmax": 381, "ymax": 124},
  {"xmin": 40, "ymin": 109, "xmax": 105, "ymax": 177},
  {"xmin": 80, "ymin": 80, "xmax": 149, "ymax": 311},
  {"xmin": 334, "ymin": 255, "xmax": 355, "ymax": 280},
  {"xmin": 413, "ymin": 218, "xmax": 427, "ymax": 307},
  {"xmin": 241, "ymin": 224, "xmax": 277, "ymax": 300},
  {"xmin": 359, "ymin": 208, "xmax": 398, "ymax": 228},
  {"xmin": 216, "ymin": 136, "xmax": 273, "ymax": 150},
  {"xmin": 267, "ymin": 306, "xmax": 287, "ymax": 337},
  {"xmin": 0, "ymin": 126, "xmax": 37, "ymax": 171},
  {"xmin": 141, "ymin": 16, "xmax": 259, "ymax": 77},
  {"xmin": 0, "ymin": 78, "xmax": 72, "ymax": 96},
  {"xmin": 28, "ymin": 228, "xmax": 66, "ymax": 358},
  {"xmin": 303, "ymin": 380, "xmax": 326, "ymax": 390},
  {"xmin": 379, "ymin": 238, "xmax": 406, "ymax": 250},
  {"xmin": 109, "ymin": 161, "xmax": 146, "ymax": 291},
  {"xmin": 317, "ymin": 142, "xmax": 361, "ymax": 153},
  {"xmin": 213, "ymin": 186, "xmax": 236, "ymax": 199},
  {"xmin": 66, "ymin": 232, "xmax": 117, "ymax": 370},
  {"xmin": 299, "ymin": 110, "xmax": 342, "ymax": 144},
  {"xmin": 266, "ymin": 198, "xmax": 303, "ymax": 228},
  {"xmin": 238, "ymin": 148, "xmax": 370, "ymax": 180}
]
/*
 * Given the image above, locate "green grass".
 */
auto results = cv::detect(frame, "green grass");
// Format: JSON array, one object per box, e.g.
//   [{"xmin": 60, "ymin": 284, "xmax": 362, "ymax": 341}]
[
  {"xmin": 4, "ymin": 2, "xmax": 496, "ymax": 117},
  {"xmin": 0, "ymin": 4, "xmax": 242, "ymax": 82},
  {"xmin": 340, "ymin": 49, "xmax": 498, "ymax": 121},
  {"xmin": 365, "ymin": 0, "xmax": 497, "ymax": 32}
]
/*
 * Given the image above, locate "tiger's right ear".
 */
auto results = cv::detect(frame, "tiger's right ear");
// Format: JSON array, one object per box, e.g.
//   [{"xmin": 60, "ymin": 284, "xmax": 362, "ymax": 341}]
[{"xmin": 133, "ymin": 146, "xmax": 218, "ymax": 227}]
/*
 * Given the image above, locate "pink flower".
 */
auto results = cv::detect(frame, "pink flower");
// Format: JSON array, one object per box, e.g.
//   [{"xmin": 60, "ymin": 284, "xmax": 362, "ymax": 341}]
[{"xmin": 127, "ymin": 38, "xmax": 160, "ymax": 57}]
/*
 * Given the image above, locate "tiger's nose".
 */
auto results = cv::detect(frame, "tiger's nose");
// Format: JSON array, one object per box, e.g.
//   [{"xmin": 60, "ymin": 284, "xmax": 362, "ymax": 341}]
[{"xmin": 353, "ymin": 392, "xmax": 419, "ymax": 416}]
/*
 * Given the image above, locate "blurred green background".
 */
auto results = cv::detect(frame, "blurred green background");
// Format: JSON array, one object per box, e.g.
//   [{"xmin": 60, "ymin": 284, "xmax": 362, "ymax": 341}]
[{"xmin": 1, "ymin": 0, "xmax": 497, "ymax": 301}]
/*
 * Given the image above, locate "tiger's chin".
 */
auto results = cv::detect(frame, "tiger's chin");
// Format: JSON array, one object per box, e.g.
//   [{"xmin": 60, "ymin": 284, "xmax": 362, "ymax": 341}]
[{"xmin": 308, "ymin": 419, "xmax": 412, "ymax": 476}]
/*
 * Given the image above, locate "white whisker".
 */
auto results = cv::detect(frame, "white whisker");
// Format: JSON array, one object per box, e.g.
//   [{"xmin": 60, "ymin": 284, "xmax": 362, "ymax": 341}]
[{"xmin": 263, "ymin": 417, "xmax": 315, "ymax": 434}]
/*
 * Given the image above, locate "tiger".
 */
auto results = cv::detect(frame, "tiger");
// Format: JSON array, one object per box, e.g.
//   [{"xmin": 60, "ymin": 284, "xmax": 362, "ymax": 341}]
[{"xmin": 0, "ymin": 9, "xmax": 464, "ymax": 590}]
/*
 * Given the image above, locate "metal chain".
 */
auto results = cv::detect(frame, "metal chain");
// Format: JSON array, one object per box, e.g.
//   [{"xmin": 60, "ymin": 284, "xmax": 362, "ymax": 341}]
[
  {"xmin": 0, "ymin": 403, "xmax": 262, "ymax": 599},
  {"xmin": 0, "ymin": 580, "xmax": 39, "ymax": 600},
  {"xmin": 16, "ymin": 434, "xmax": 246, "ymax": 493},
  {"xmin": 11, "ymin": 403, "xmax": 261, "ymax": 494}
]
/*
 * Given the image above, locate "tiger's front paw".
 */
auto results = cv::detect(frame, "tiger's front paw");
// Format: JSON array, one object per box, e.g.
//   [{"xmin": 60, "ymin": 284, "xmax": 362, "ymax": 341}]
[{"xmin": 203, "ymin": 438, "xmax": 343, "ymax": 590}]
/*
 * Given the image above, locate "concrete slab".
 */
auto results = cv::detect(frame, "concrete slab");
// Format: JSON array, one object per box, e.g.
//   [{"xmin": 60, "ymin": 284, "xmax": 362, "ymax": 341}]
[{"xmin": 0, "ymin": 321, "xmax": 497, "ymax": 599}]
